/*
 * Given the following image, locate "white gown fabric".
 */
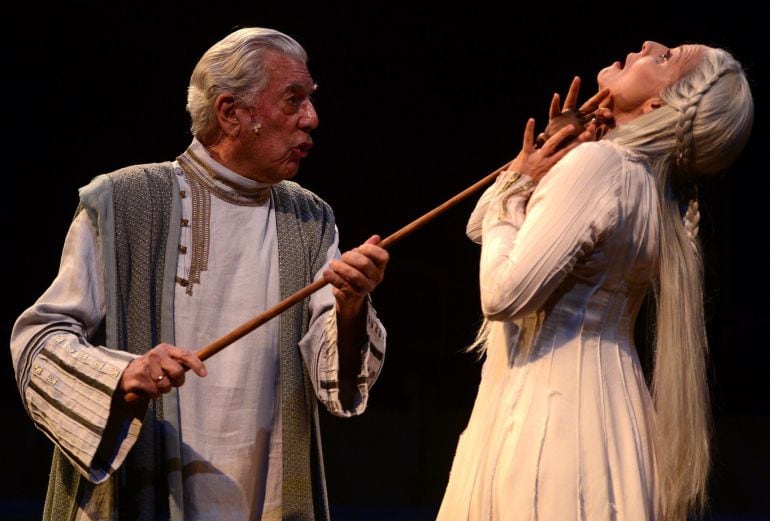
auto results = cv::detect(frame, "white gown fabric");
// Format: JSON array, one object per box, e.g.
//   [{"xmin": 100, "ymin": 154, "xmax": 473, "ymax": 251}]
[{"xmin": 438, "ymin": 140, "xmax": 660, "ymax": 521}]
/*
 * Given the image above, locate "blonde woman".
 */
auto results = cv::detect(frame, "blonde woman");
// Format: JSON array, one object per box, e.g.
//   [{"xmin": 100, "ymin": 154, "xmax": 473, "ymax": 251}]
[{"xmin": 438, "ymin": 41, "xmax": 754, "ymax": 521}]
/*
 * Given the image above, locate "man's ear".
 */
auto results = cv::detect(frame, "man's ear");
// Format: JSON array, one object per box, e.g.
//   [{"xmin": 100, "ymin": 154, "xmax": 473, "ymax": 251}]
[
  {"xmin": 641, "ymin": 96, "xmax": 664, "ymax": 115},
  {"xmin": 213, "ymin": 93, "xmax": 243, "ymax": 136}
]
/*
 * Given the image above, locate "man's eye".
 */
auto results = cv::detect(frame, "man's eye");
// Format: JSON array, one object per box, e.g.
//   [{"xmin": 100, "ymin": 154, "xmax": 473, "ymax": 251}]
[{"xmin": 656, "ymin": 50, "xmax": 671, "ymax": 64}]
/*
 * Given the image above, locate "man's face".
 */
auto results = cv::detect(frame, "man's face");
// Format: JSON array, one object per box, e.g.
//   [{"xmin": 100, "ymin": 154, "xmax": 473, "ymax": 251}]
[{"xmin": 238, "ymin": 51, "xmax": 319, "ymax": 184}]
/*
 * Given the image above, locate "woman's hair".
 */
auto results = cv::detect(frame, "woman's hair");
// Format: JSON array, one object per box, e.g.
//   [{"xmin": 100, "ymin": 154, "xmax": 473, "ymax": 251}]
[
  {"xmin": 609, "ymin": 47, "xmax": 753, "ymax": 521},
  {"xmin": 186, "ymin": 27, "xmax": 307, "ymax": 145}
]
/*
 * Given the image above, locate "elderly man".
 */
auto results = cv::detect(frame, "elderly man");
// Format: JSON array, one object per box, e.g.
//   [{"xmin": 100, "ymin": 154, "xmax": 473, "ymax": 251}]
[{"xmin": 10, "ymin": 27, "xmax": 388, "ymax": 521}]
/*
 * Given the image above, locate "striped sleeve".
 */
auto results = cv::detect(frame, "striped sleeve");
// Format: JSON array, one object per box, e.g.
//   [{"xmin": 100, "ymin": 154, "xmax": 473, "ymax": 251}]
[
  {"xmin": 24, "ymin": 332, "xmax": 141, "ymax": 482},
  {"xmin": 313, "ymin": 299, "xmax": 386, "ymax": 417},
  {"xmin": 298, "ymin": 228, "xmax": 386, "ymax": 418},
  {"xmin": 10, "ymin": 211, "xmax": 143, "ymax": 483}
]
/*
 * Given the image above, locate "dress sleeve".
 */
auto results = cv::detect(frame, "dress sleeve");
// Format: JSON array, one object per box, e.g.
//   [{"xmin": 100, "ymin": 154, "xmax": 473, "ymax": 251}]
[
  {"xmin": 9, "ymin": 211, "xmax": 142, "ymax": 484},
  {"xmin": 297, "ymin": 225, "xmax": 386, "ymax": 417},
  {"xmin": 466, "ymin": 170, "xmax": 537, "ymax": 244},
  {"xmin": 479, "ymin": 142, "xmax": 622, "ymax": 320}
]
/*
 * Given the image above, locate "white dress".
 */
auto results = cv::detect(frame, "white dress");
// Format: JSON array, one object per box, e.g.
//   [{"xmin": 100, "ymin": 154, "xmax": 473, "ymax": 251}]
[{"xmin": 438, "ymin": 140, "xmax": 660, "ymax": 521}]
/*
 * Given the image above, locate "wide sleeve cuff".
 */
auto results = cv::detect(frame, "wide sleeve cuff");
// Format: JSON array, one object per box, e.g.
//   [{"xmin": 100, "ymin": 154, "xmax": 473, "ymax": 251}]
[
  {"xmin": 315, "ymin": 299, "xmax": 386, "ymax": 418},
  {"xmin": 23, "ymin": 331, "xmax": 142, "ymax": 483}
]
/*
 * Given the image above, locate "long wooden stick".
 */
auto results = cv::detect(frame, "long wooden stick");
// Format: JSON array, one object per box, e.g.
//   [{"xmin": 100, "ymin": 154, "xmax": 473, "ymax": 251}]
[
  {"xmin": 125, "ymin": 160, "xmax": 511, "ymax": 403},
  {"xmin": 195, "ymin": 159, "xmax": 511, "ymax": 361}
]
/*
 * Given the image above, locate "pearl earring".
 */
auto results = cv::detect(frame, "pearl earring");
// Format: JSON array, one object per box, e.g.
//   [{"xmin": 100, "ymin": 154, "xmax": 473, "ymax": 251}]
[{"xmin": 252, "ymin": 122, "xmax": 262, "ymax": 135}]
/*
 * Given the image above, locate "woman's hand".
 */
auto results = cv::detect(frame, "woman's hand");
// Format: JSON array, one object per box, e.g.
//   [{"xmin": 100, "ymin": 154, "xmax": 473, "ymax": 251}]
[
  {"xmin": 536, "ymin": 76, "xmax": 614, "ymax": 147},
  {"xmin": 511, "ymin": 117, "xmax": 590, "ymax": 183},
  {"xmin": 551, "ymin": 76, "xmax": 611, "ymax": 119}
]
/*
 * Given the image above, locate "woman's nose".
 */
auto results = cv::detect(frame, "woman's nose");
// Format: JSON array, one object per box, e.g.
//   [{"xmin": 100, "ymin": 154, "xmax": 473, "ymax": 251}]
[{"xmin": 642, "ymin": 40, "xmax": 664, "ymax": 55}]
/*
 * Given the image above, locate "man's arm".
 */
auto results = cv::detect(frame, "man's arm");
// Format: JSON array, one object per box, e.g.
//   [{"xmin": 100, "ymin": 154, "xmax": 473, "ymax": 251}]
[
  {"xmin": 10, "ymin": 211, "xmax": 206, "ymax": 482},
  {"xmin": 323, "ymin": 235, "xmax": 388, "ymax": 387},
  {"xmin": 297, "ymin": 230, "xmax": 388, "ymax": 416},
  {"xmin": 10, "ymin": 211, "xmax": 142, "ymax": 482}
]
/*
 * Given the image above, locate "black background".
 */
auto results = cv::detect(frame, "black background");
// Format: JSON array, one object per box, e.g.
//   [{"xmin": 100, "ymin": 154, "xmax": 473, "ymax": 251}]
[{"xmin": 3, "ymin": 3, "xmax": 768, "ymax": 520}]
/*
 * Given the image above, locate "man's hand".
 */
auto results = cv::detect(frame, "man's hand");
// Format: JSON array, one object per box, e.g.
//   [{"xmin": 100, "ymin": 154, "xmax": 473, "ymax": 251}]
[
  {"xmin": 324, "ymin": 235, "xmax": 389, "ymax": 389},
  {"xmin": 323, "ymin": 235, "xmax": 389, "ymax": 315},
  {"xmin": 117, "ymin": 344, "xmax": 207, "ymax": 403}
]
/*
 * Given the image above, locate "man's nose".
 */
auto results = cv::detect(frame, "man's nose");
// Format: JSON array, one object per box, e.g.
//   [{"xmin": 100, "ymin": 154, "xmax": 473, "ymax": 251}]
[{"xmin": 299, "ymin": 100, "xmax": 319, "ymax": 130}]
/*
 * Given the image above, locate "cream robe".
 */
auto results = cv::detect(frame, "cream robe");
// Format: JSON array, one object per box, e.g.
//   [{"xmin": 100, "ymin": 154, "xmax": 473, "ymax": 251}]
[{"xmin": 10, "ymin": 139, "xmax": 387, "ymax": 521}]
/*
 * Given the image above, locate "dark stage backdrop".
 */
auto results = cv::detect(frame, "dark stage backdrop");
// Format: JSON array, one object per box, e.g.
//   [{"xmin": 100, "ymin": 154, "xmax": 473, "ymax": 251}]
[{"xmin": 3, "ymin": 4, "xmax": 767, "ymax": 520}]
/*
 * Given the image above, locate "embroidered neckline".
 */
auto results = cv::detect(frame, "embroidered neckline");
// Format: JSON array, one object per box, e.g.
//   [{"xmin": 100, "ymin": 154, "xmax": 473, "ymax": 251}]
[
  {"xmin": 174, "ymin": 148, "xmax": 272, "ymax": 295},
  {"xmin": 177, "ymin": 148, "xmax": 271, "ymax": 207}
]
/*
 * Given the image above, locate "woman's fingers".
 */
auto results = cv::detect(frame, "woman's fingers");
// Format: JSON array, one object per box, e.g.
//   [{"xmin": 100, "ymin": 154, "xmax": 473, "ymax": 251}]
[
  {"xmin": 580, "ymin": 87, "xmax": 611, "ymax": 113},
  {"xmin": 562, "ymin": 76, "xmax": 581, "ymax": 111},
  {"xmin": 549, "ymin": 93, "xmax": 562, "ymax": 120},
  {"xmin": 541, "ymin": 123, "xmax": 577, "ymax": 154},
  {"xmin": 522, "ymin": 118, "xmax": 536, "ymax": 150}
]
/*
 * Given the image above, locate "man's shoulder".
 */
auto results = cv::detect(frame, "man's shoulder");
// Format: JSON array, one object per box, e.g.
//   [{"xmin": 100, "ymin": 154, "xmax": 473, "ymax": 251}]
[
  {"xmin": 81, "ymin": 161, "xmax": 176, "ymax": 190},
  {"xmin": 105, "ymin": 161, "xmax": 176, "ymax": 184},
  {"xmin": 273, "ymin": 180, "xmax": 334, "ymax": 217},
  {"xmin": 274, "ymin": 180, "xmax": 326, "ymax": 203},
  {"xmin": 78, "ymin": 162, "xmax": 178, "ymax": 212}
]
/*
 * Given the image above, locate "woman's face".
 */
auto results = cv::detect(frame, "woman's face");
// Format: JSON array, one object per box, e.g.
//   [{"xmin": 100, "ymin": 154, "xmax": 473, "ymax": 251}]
[{"xmin": 597, "ymin": 41, "xmax": 706, "ymax": 125}]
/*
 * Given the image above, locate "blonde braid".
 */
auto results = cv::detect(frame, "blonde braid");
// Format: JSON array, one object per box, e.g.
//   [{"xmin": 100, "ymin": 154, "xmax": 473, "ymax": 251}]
[
  {"xmin": 683, "ymin": 195, "xmax": 701, "ymax": 251},
  {"xmin": 674, "ymin": 64, "xmax": 732, "ymax": 173},
  {"xmin": 674, "ymin": 59, "xmax": 731, "ymax": 255}
]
